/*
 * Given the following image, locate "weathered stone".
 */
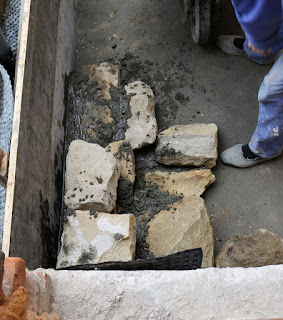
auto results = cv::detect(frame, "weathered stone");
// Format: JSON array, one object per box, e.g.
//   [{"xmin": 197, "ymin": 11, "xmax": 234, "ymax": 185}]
[
  {"xmin": 124, "ymin": 81, "xmax": 158, "ymax": 149},
  {"xmin": 155, "ymin": 124, "xmax": 218, "ymax": 168},
  {"xmin": 145, "ymin": 169, "xmax": 215, "ymax": 198},
  {"xmin": 82, "ymin": 62, "xmax": 120, "ymax": 100},
  {"xmin": 216, "ymin": 229, "xmax": 283, "ymax": 268},
  {"xmin": 64, "ymin": 140, "xmax": 120, "ymax": 213},
  {"xmin": 56, "ymin": 211, "xmax": 136, "ymax": 268},
  {"xmin": 106, "ymin": 140, "xmax": 135, "ymax": 207},
  {"xmin": 146, "ymin": 197, "xmax": 214, "ymax": 268},
  {"xmin": 45, "ymin": 266, "xmax": 283, "ymax": 320}
]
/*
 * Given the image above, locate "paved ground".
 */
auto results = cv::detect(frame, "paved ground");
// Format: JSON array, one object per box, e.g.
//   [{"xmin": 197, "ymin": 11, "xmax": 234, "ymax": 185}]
[{"xmin": 75, "ymin": 0, "xmax": 283, "ymax": 255}]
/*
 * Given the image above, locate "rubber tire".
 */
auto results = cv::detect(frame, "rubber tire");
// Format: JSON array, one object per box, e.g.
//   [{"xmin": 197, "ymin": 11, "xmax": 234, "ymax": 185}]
[{"xmin": 190, "ymin": 0, "xmax": 213, "ymax": 45}]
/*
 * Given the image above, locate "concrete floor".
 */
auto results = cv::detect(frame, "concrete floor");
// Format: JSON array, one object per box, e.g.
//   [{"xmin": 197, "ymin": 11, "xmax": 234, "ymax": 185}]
[{"xmin": 75, "ymin": 0, "xmax": 283, "ymax": 255}]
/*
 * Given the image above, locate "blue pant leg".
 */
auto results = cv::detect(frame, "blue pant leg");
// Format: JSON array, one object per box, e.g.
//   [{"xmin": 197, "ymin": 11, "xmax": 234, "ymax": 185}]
[
  {"xmin": 244, "ymin": 22, "xmax": 283, "ymax": 64},
  {"xmin": 249, "ymin": 52, "xmax": 283, "ymax": 158}
]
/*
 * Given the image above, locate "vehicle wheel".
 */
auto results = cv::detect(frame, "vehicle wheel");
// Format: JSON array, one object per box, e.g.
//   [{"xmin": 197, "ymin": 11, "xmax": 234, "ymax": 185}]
[{"xmin": 190, "ymin": 0, "xmax": 213, "ymax": 45}]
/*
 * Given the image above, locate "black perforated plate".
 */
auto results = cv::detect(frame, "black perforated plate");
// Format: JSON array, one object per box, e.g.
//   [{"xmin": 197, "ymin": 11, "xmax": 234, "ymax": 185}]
[{"xmin": 58, "ymin": 248, "xmax": 203, "ymax": 271}]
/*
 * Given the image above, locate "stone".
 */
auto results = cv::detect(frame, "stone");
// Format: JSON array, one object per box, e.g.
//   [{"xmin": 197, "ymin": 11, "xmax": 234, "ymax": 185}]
[
  {"xmin": 145, "ymin": 169, "xmax": 215, "ymax": 198},
  {"xmin": 56, "ymin": 211, "xmax": 136, "ymax": 268},
  {"xmin": 216, "ymin": 229, "xmax": 283, "ymax": 268},
  {"xmin": 155, "ymin": 124, "xmax": 218, "ymax": 168},
  {"xmin": 45, "ymin": 265, "xmax": 283, "ymax": 320},
  {"xmin": 64, "ymin": 140, "xmax": 120, "ymax": 213},
  {"xmin": 124, "ymin": 81, "xmax": 158, "ymax": 149},
  {"xmin": 25, "ymin": 270, "xmax": 52, "ymax": 315},
  {"xmin": 2, "ymin": 258, "xmax": 26, "ymax": 298},
  {"xmin": 146, "ymin": 196, "xmax": 214, "ymax": 268},
  {"xmin": 82, "ymin": 62, "xmax": 120, "ymax": 100},
  {"xmin": 106, "ymin": 140, "xmax": 135, "ymax": 206}
]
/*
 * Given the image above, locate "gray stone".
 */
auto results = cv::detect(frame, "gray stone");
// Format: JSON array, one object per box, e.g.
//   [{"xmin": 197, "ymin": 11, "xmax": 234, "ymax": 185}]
[
  {"xmin": 125, "ymin": 81, "xmax": 158, "ymax": 149},
  {"xmin": 56, "ymin": 211, "xmax": 136, "ymax": 268},
  {"xmin": 216, "ymin": 229, "xmax": 283, "ymax": 268},
  {"xmin": 146, "ymin": 196, "xmax": 214, "ymax": 268},
  {"xmin": 64, "ymin": 140, "xmax": 120, "ymax": 212},
  {"xmin": 155, "ymin": 124, "xmax": 218, "ymax": 168}
]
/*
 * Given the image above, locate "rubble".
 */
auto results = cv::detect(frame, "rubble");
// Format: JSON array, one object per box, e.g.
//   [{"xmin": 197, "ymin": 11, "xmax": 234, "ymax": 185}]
[
  {"xmin": 57, "ymin": 211, "xmax": 136, "ymax": 268},
  {"xmin": 145, "ymin": 169, "xmax": 215, "ymax": 198},
  {"xmin": 216, "ymin": 229, "xmax": 283, "ymax": 268},
  {"xmin": 124, "ymin": 81, "xmax": 158, "ymax": 149},
  {"xmin": 106, "ymin": 140, "xmax": 135, "ymax": 206},
  {"xmin": 155, "ymin": 124, "xmax": 218, "ymax": 168},
  {"xmin": 146, "ymin": 196, "xmax": 214, "ymax": 268},
  {"xmin": 64, "ymin": 140, "xmax": 120, "ymax": 213}
]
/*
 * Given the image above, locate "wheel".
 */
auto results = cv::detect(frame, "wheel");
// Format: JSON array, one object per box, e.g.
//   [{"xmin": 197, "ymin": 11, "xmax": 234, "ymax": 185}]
[{"xmin": 190, "ymin": 0, "xmax": 213, "ymax": 45}]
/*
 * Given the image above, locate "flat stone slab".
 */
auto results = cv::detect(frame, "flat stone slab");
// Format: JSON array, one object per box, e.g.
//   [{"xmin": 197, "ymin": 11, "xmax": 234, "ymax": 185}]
[
  {"xmin": 146, "ymin": 196, "xmax": 214, "ymax": 268},
  {"xmin": 64, "ymin": 140, "xmax": 120, "ymax": 212},
  {"xmin": 155, "ymin": 124, "xmax": 218, "ymax": 168},
  {"xmin": 106, "ymin": 140, "xmax": 135, "ymax": 207},
  {"xmin": 145, "ymin": 169, "xmax": 215, "ymax": 198},
  {"xmin": 216, "ymin": 229, "xmax": 283, "ymax": 268},
  {"xmin": 125, "ymin": 81, "xmax": 158, "ymax": 149},
  {"xmin": 57, "ymin": 211, "xmax": 136, "ymax": 268},
  {"xmin": 45, "ymin": 266, "xmax": 283, "ymax": 320}
]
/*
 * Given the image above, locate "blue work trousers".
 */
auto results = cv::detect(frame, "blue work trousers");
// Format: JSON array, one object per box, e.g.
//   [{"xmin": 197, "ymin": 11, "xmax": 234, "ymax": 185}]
[
  {"xmin": 243, "ymin": 27, "xmax": 283, "ymax": 158},
  {"xmin": 247, "ymin": 52, "xmax": 283, "ymax": 158}
]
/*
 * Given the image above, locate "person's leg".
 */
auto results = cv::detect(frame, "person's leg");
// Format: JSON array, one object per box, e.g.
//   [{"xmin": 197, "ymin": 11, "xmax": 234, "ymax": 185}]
[
  {"xmin": 217, "ymin": 22, "xmax": 283, "ymax": 65},
  {"xmin": 249, "ymin": 52, "xmax": 283, "ymax": 158},
  {"xmin": 221, "ymin": 52, "xmax": 283, "ymax": 167}
]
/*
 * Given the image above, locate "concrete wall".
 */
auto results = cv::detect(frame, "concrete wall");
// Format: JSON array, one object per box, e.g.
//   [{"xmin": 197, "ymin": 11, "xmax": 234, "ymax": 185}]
[
  {"xmin": 44, "ymin": 265, "xmax": 283, "ymax": 320},
  {"xmin": 2, "ymin": 0, "xmax": 77, "ymax": 269}
]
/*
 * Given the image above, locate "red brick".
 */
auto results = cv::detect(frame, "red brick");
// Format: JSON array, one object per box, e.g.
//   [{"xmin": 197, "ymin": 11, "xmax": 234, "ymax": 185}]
[
  {"xmin": 2, "ymin": 258, "xmax": 26, "ymax": 297},
  {"xmin": 25, "ymin": 269, "xmax": 52, "ymax": 314}
]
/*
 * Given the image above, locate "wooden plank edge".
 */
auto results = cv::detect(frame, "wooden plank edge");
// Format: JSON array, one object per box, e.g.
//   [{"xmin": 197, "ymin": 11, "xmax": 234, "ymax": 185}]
[{"xmin": 2, "ymin": 0, "xmax": 32, "ymax": 256}]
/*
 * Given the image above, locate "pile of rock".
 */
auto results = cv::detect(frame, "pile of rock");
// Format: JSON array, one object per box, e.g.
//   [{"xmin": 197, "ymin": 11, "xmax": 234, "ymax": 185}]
[{"xmin": 58, "ymin": 61, "xmax": 219, "ymax": 269}]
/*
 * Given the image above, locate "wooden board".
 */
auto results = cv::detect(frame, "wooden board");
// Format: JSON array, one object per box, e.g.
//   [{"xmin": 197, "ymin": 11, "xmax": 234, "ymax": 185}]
[
  {"xmin": 2, "ymin": 0, "xmax": 77, "ymax": 269},
  {"xmin": 0, "ymin": 0, "xmax": 5, "ymax": 27}
]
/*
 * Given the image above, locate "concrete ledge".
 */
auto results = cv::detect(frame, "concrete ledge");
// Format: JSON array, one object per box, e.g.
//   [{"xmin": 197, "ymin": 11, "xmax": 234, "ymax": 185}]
[{"xmin": 43, "ymin": 265, "xmax": 283, "ymax": 320}]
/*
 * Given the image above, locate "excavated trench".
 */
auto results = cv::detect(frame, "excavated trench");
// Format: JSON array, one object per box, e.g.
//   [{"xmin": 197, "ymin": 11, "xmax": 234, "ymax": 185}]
[{"xmin": 59, "ymin": 0, "xmax": 283, "ymax": 266}]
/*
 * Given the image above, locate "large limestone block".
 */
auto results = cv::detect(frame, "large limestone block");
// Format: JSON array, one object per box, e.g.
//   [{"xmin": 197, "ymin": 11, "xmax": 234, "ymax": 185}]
[
  {"xmin": 155, "ymin": 124, "xmax": 218, "ymax": 168},
  {"xmin": 146, "ymin": 197, "xmax": 214, "ymax": 268},
  {"xmin": 106, "ymin": 140, "xmax": 135, "ymax": 206},
  {"xmin": 216, "ymin": 229, "xmax": 283, "ymax": 268},
  {"xmin": 64, "ymin": 140, "xmax": 120, "ymax": 212},
  {"xmin": 82, "ymin": 62, "xmax": 120, "ymax": 100},
  {"xmin": 125, "ymin": 81, "xmax": 158, "ymax": 149},
  {"xmin": 57, "ymin": 211, "xmax": 136, "ymax": 268},
  {"xmin": 145, "ymin": 169, "xmax": 215, "ymax": 198}
]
